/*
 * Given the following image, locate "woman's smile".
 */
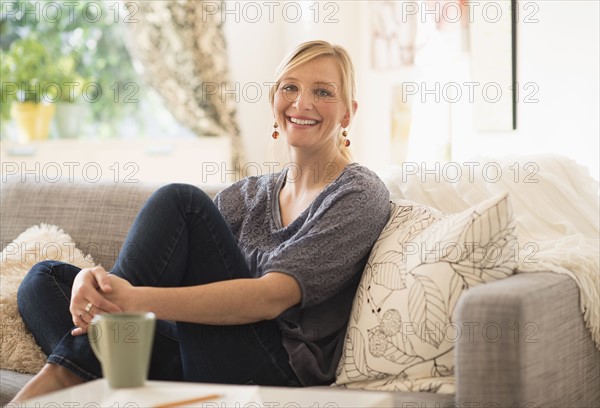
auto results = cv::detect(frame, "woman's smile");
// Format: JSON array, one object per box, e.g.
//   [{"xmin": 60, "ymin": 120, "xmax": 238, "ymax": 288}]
[{"xmin": 287, "ymin": 115, "xmax": 321, "ymax": 127}]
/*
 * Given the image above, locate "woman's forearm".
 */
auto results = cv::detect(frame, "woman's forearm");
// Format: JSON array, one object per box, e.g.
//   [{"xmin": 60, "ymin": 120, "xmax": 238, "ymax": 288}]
[{"xmin": 128, "ymin": 273, "xmax": 301, "ymax": 325}]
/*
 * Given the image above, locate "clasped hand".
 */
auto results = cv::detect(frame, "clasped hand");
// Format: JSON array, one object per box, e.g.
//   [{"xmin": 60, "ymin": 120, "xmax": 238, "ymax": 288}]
[{"xmin": 69, "ymin": 267, "xmax": 132, "ymax": 336}]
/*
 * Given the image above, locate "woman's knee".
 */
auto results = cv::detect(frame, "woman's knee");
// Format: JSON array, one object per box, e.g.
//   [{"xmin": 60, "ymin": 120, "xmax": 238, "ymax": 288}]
[
  {"xmin": 18, "ymin": 260, "xmax": 59, "ymax": 288},
  {"xmin": 157, "ymin": 183, "xmax": 209, "ymax": 198},
  {"xmin": 17, "ymin": 261, "xmax": 58, "ymax": 310},
  {"xmin": 17, "ymin": 261, "xmax": 76, "ymax": 305},
  {"xmin": 153, "ymin": 183, "xmax": 213, "ymax": 209}
]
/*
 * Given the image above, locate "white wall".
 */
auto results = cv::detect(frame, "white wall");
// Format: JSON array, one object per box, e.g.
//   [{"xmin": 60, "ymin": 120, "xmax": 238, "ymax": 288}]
[
  {"xmin": 223, "ymin": 8, "xmax": 285, "ymax": 168},
  {"xmin": 224, "ymin": 1, "xmax": 599, "ymax": 180},
  {"xmin": 451, "ymin": 0, "xmax": 600, "ymax": 180}
]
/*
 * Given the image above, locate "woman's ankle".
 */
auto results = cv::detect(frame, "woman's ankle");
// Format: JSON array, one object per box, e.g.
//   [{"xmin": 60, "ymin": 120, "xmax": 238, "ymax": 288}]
[
  {"xmin": 52, "ymin": 364, "xmax": 84, "ymax": 388},
  {"xmin": 11, "ymin": 363, "xmax": 84, "ymax": 403}
]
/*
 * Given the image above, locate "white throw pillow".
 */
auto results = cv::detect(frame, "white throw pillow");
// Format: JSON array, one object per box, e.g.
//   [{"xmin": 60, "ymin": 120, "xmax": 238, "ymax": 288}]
[
  {"xmin": 0, "ymin": 224, "xmax": 96, "ymax": 374},
  {"xmin": 335, "ymin": 193, "xmax": 517, "ymax": 393}
]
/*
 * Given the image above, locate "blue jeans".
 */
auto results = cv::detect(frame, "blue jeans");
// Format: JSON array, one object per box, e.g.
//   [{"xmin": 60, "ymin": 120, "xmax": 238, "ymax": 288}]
[{"xmin": 18, "ymin": 184, "xmax": 301, "ymax": 386}]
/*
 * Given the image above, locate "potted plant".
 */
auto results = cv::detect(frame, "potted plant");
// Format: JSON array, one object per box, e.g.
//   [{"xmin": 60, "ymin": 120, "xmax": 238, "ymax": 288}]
[
  {"xmin": 53, "ymin": 55, "xmax": 89, "ymax": 139},
  {"xmin": 0, "ymin": 37, "xmax": 58, "ymax": 141}
]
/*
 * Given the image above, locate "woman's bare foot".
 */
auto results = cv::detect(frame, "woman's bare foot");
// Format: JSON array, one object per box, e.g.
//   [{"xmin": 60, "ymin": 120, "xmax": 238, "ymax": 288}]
[{"xmin": 10, "ymin": 363, "xmax": 84, "ymax": 403}]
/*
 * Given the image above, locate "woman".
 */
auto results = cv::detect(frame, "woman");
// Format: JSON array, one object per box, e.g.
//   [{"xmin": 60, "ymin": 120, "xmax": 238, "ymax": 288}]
[{"xmin": 13, "ymin": 40, "xmax": 390, "ymax": 402}]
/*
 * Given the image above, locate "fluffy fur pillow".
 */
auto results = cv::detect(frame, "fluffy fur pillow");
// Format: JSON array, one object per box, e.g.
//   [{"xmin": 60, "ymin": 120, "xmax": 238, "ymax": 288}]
[{"xmin": 0, "ymin": 224, "xmax": 96, "ymax": 374}]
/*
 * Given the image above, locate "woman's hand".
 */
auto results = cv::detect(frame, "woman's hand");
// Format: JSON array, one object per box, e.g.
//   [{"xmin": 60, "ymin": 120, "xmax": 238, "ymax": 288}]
[
  {"xmin": 70, "ymin": 266, "xmax": 122, "ymax": 336},
  {"xmin": 101, "ymin": 274, "xmax": 137, "ymax": 311}
]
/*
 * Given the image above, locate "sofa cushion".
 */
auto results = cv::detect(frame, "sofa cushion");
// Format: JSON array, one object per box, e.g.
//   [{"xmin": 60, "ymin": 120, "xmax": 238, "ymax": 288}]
[
  {"xmin": 335, "ymin": 193, "xmax": 517, "ymax": 393},
  {"xmin": 0, "ymin": 178, "xmax": 226, "ymax": 270},
  {"xmin": 0, "ymin": 179, "xmax": 158, "ymax": 271}
]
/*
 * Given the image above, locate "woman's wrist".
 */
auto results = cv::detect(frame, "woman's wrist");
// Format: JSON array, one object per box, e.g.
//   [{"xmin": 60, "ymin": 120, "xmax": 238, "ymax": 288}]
[{"xmin": 127, "ymin": 285, "xmax": 149, "ymax": 313}]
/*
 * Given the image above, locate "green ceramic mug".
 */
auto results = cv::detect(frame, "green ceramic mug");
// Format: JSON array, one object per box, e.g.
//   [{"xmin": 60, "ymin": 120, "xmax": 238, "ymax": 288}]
[{"xmin": 88, "ymin": 312, "xmax": 156, "ymax": 388}]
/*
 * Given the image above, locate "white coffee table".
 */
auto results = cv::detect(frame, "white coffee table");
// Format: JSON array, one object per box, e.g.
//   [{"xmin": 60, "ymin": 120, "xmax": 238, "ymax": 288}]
[{"xmin": 21, "ymin": 379, "xmax": 395, "ymax": 407}]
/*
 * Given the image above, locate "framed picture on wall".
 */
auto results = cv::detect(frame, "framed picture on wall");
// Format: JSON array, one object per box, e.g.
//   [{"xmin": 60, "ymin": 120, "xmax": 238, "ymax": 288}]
[{"xmin": 370, "ymin": 0, "xmax": 517, "ymax": 131}]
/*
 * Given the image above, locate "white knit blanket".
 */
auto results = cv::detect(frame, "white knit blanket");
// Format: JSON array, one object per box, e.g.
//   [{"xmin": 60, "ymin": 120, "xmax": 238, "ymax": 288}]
[{"xmin": 382, "ymin": 154, "xmax": 600, "ymax": 350}]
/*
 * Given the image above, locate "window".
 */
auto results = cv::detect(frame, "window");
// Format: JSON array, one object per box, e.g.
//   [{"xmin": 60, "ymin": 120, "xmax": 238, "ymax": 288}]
[{"xmin": 0, "ymin": 0, "xmax": 194, "ymax": 140}]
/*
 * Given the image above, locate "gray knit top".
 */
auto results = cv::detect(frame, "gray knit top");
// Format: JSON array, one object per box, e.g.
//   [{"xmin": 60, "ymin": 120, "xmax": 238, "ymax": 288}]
[{"xmin": 214, "ymin": 163, "xmax": 390, "ymax": 385}]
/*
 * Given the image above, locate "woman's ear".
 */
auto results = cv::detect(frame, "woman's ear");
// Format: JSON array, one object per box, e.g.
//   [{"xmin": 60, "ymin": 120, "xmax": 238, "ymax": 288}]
[{"xmin": 341, "ymin": 100, "xmax": 358, "ymax": 128}]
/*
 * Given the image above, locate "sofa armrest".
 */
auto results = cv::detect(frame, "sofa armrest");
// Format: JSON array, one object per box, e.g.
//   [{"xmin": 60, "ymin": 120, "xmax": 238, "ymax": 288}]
[{"xmin": 454, "ymin": 272, "xmax": 600, "ymax": 407}]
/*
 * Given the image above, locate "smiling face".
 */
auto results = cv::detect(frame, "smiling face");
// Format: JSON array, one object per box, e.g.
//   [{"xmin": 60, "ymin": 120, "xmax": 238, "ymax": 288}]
[{"xmin": 272, "ymin": 56, "xmax": 351, "ymax": 155}]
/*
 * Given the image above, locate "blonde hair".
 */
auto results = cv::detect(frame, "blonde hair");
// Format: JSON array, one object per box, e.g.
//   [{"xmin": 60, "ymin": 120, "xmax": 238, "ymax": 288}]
[{"xmin": 269, "ymin": 40, "xmax": 356, "ymax": 160}]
